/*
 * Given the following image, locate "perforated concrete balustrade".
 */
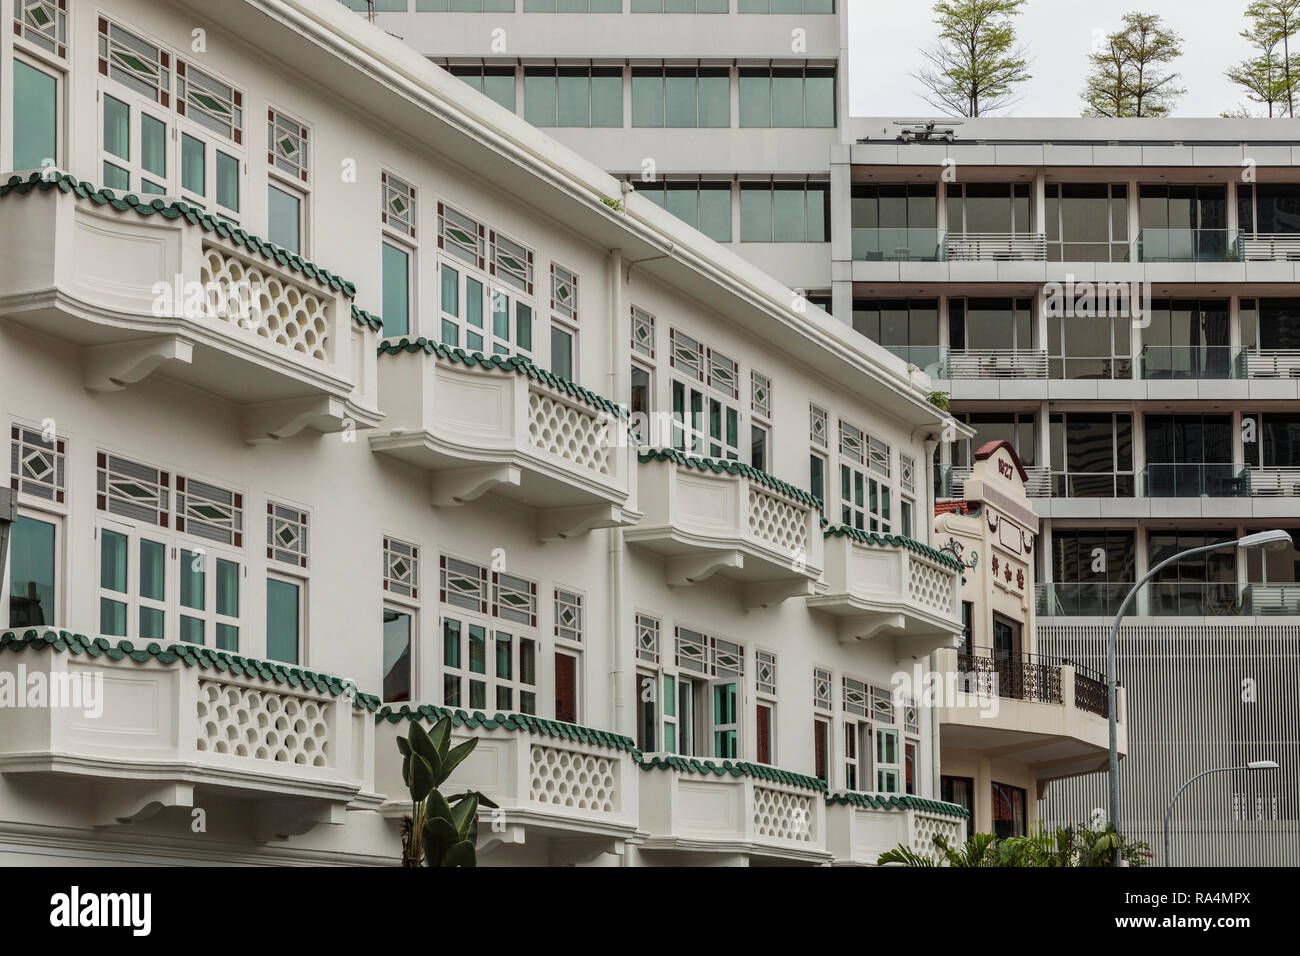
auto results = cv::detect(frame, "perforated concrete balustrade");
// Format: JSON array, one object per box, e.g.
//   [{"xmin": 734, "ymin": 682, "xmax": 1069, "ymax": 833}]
[
  {"xmin": 526, "ymin": 387, "xmax": 613, "ymax": 477},
  {"xmin": 196, "ymin": 678, "xmax": 333, "ymax": 766},
  {"xmin": 200, "ymin": 246, "xmax": 332, "ymax": 362}
]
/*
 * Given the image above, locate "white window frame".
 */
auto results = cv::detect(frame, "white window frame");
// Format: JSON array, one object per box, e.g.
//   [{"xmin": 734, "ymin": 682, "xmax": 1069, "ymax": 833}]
[
  {"xmin": 754, "ymin": 647, "xmax": 777, "ymax": 766},
  {"xmin": 2, "ymin": 505, "xmax": 65, "ymax": 631},
  {"xmin": 265, "ymin": 568, "xmax": 305, "ymax": 665},
  {"xmin": 382, "ymin": 534, "xmax": 420, "ymax": 703},
  {"xmin": 9, "ymin": 48, "xmax": 65, "ymax": 173},
  {"xmin": 267, "ymin": 106, "xmax": 310, "ymax": 255},
  {"xmin": 437, "ymin": 255, "xmax": 535, "ymax": 360}
]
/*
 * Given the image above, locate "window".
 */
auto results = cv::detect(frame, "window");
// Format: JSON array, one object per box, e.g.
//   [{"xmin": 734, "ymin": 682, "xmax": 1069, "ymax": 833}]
[
  {"xmin": 1147, "ymin": 531, "xmax": 1237, "ymax": 616},
  {"xmin": 750, "ymin": 370, "xmax": 771, "ymax": 471},
  {"xmin": 526, "ymin": 0, "xmax": 620, "ymax": 9},
  {"xmin": 382, "ymin": 171, "xmax": 417, "ymax": 239},
  {"xmin": 813, "ymin": 716, "xmax": 831, "ymax": 783},
  {"xmin": 98, "ymin": 18, "xmax": 169, "ymax": 106},
  {"xmin": 438, "ymin": 202, "xmax": 486, "ymax": 269},
  {"xmin": 176, "ymin": 59, "xmax": 243, "ymax": 143},
  {"xmin": 266, "ymin": 576, "xmax": 301, "ymax": 663},
  {"xmin": 951, "ymin": 297, "xmax": 1034, "ymax": 353},
  {"xmin": 631, "ymin": 67, "xmax": 729, "ymax": 128},
  {"xmin": 267, "ymin": 108, "xmax": 308, "ymax": 252},
  {"xmin": 549, "ymin": 264, "xmax": 579, "ymax": 378},
  {"xmin": 631, "ymin": 304, "xmax": 656, "ymax": 358},
  {"xmin": 15, "ymin": 1, "xmax": 68, "ymax": 59},
  {"xmin": 739, "ymin": 67, "xmax": 834, "ymax": 128},
  {"xmin": 554, "ymin": 588, "xmax": 582, "ymax": 642},
  {"xmin": 1045, "ymin": 183, "xmax": 1129, "ymax": 262},
  {"xmin": 268, "ymin": 108, "xmax": 309, "ymax": 183},
  {"xmin": 7, "ymin": 514, "xmax": 57, "ymax": 628},
  {"xmin": 960, "ymin": 600, "xmax": 974, "ymax": 654},
  {"xmin": 670, "ymin": 330, "xmax": 741, "ymax": 459},
  {"xmin": 740, "ymin": 0, "xmax": 835, "ymax": 10},
  {"xmin": 267, "ymin": 502, "xmax": 309, "ymax": 568},
  {"xmin": 1048, "ymin": 529, "xmax": 1135, "ymax": 616},
  {"xmin": 850, "ymin": 184, "xmax": 939, "ymax": 259},
  {"xmin": 439, "ymin": 217, "xmax": 534, "ymax": 359},
  {"xmin": 268, "ymin": 184, "xmax": 302, "ymax": 254},
  {"xmin": 381, "ymin": 242, "xmax": 412, "ymax": 337},
  {"xmin": 755, "ymin": 649, "xmax": 777, "ymax": 765},
  {"xmin": 636, "ymin": 613, "xmax": 660, "ymax": 664},
  {"xmin": 740, "ymin": 182, "xmax": 829, "ymax": 242},
  {"xmin": 952, "ymin": 412, "xmax": 1036, "ymax": 469},
  {"xmin": 383, "ymin": 607, "xmax": 413, "ymax": 703},
  {"xmin": 449, "ymin": 65, "xmax": 517, "ymax": 112},
  {"xmin": 524, "ymin": 66, "xmax": 622, "ymax": 128},
  {"xmin": 1141, "ymin": 299, "xmax": 1231, "ymax": 379},
  {"xmin": 947, "ymin": 182, "xmax": 1032, "ymax": 234},
  {"xmin": 1048, "ymin": 412, "xmax": 1133, "ymax": 497},
  {"xmin": 12, "ymin": 58, "xmax": 58, "ymax": 171},
  {"xmin": 991, "ymin": 782, "xmax": 1027, "ymax": 839},
  {"xmin": 852, "ymin": 299, "xmax": 941, "ymax": 371},
  {"xmin": 875, "ymin": 727, "xmax": 901, "ymax": 792},
  {"xmin": 637, "ymin": 181, "xmax": 732, "ymax": 242},
  {"xmin": 490, "ymin": 230, "xmax": 533, "ymax": 294},
  {"xmin": 1238, "ymin": 182, "xmax": 1300, "ymax": 235},
  {"xmin": 632, "ymin": 0, "xmax": 728, "ymax": 10},
  {"xmin": 630, "ymin": 362, "xmax": 653, "ymax": 442},
  {"xmin": 384, "ymin": 537, "xmax": 420, "ymax": 599},
  {"xmin": 11, "ymin": 423, "xmax": 66, "ymax": 504},
  {"xmin": 636, "ymin": 670, "xmax": 658, "ymax": 751},
  {"xmin": 942, "ymin": 775, "xmax": 976, "ymax": 821},
  {"xmin": 839, "ymin": 420, "xmax": 891, "ymax": 532},
  {"xmin": 554, "ymin": 649, "xmax": 578, "ymax": 722},
  {"xmin": 1143, "ymin": 413, "xmax": 1234, "ymax": 497},
  {"xmin": 553, "ymin": 587, "xmax": 582, "ymax": 722},
  {"xmin": 413, "ymin": 0, "xmax": 514, "ymax": 10},
  {"xmin": 672, "ymin": 627, "xmax": 743, "ymax": 758}
]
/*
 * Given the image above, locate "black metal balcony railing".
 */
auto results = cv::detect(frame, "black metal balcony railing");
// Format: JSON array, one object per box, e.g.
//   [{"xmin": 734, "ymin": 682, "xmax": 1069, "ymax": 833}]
[
  {"xmin": 1071, "ymin": 663, "xmax": 1110, "ymax": 718},
  {"xmin": 957, "ymin": 650, "xmax": 1062, "ymax": 705}
]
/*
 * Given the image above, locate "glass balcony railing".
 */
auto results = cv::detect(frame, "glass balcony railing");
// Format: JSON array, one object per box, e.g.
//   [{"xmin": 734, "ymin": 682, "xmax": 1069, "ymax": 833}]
[
  {"xmin": 1140, "ymin": 463, "xmax": 1251, "ymax": 497},
  {"xmin": 1037, "ymin": 582, "xmax": 1300, "ymax": 617},
  {"xmin": 1139, "ymin": 345, "xmax": 1246, "ymax": 380},
  {"xmin": 877, "ymin": 345, "xmax": 948, "ymax": 378},
  {"xmin": 1135, "ymin": 228, "xmax": 1238, "ymax": 262},
  {"xmin": 851, "ymin": 228, "xmax": 945, "ymax": 262}
]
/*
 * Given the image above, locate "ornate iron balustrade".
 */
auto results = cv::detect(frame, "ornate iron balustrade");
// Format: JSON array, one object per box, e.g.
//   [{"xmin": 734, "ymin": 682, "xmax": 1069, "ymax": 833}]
[
  {"xmin": 1071, "ymin": 664, "xmax": 1110, "ymax": 718},
  {"xmin": 956, "ymin": 650, "xmax": 1063, "ymax": 704}
]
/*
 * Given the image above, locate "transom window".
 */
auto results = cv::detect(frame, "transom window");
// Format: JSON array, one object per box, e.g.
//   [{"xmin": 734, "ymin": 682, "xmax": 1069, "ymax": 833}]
[
  {"xmin": 98, "ymin": 18, "xmax": 169, "ymax": 106},
  {"xmin": 268, "ymin": 107, "xmax": 309, "ymax": 182},
  {"xmin": 669, "ymin": 329, "xmax": 741, "ymax": 459},
  {"xmin": 839, "ymin": 420, "xmax": 891, "ymax": 532},
  {"xmin": 267, "ymin": 502, "xmax": 309, "ymax": 569},
  {"xmin": 16, "ymin": 1, "xmax": 67, "ymax": 59},
  {"xmin": 384, "ymin": 537, "xmax": 420, "ymax": 599},
  {"xmin": 490, "ymin": 230, "xmax": 534, "ymax": 295},
  {"xmin": 11, "ymin": 424, "xmax": 65, "ymax": 504}
]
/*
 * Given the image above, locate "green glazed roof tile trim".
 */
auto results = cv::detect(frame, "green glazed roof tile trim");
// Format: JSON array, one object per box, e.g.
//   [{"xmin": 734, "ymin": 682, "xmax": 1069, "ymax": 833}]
[
  {"xmin": 824, "ymin": 790, "xmax": 970, "ymax": 819},
  {"xmin": 823, "ymin": 524, "xmax": 966, "ymax": 572},
  {"xmin": 0, "ymin": 628, "xmax": 379, "ymax": 711},
  {"xmin": 376, "ymin": 703, "xmax": 638, "ymax": 752},
  {"xmin": 351, "ymin": 305, "xmax": 384, "ymax": 332},
  {"xmin": 1, "ymin": 172, "xmax": 357, "ymax": 298},
  {"xmin": 637, "ymin": 448, "xmax": 822, "ymax": 509},
  {"xmin": 636, "ymin": 754, "xmax": 827, "ymax": 793},
  {"xmin": 376, "ymin": 337, "xmax": 627, "ymax": 418}
]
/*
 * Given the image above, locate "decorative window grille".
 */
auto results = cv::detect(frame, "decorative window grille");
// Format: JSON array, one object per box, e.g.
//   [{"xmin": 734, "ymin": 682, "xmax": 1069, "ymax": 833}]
[
  {"xmin": 631, "ymin": 305, "xmax": 656, "ymax": 358},
  {"xmin": 554, "ymin": 588, "xmax": 583, "ymax": 643},
  {"xmin": 493, "ymin": 571, "xmax": 537, "ymax": 626},
  {"xmin": 669, "ymin": 328, "xmax": 705, "ymax": 381},
  {"xmin": 266, "ymin": 502, "xmax": 308, "ymax": 568},
  {"xmin": 10, "ymin": 425, "xmax": 65, "ymax": 504},
  {"xmin": 871, "ymin": 684, "xmax": 896, "ymax": 724},
  {"xmin": 901, "ymin": 454, "xmax": 917, "ymax": 495},
  {"xmin": 98, "ymin": 17, "xmax": 170, "ymax": 105},
  {"xmin": 810, "ymin": 404, "xmax": 828, "ymax": 448},
  {"xmin": 904, "ymin": 699, "xmax": 920, "ymax": 735},
  {"xmin": 16, "ymin": 1, "xmax": 67, "ymax": 59},
  {"xmin": 384, "ymin": 538, "xmax": 419, "ymax": 599},
  {"xmin": 636, "ymin": 614, "xmax": 660, "ymax": 664},
  {"xmin": 712, "ymin": 638, "xmax": 744, "ymax": 678},
  {"xmin": 813, "ymin": 667, "xmax": 833, "ymax": 711},
  {"xmin": 869, "ymin": 436, "xmax": 891, "ymax": 477},
  {"xmin": 842, "ymin": 676, "xmax": 868, "ymax": 717},
  {"xmin": 676, "ymin": 627, "xmax": 745, "ymax": 680},
  {"xmin": 489, "ymin": 230, "xmax": 533, "ymax": 294},
  {"xmin": 756, "ymin": 650, "xmax": 777, "ymax": 697},
  {"xmin": 439, "ymin": 555, "xmax": 488, "ymax": 613},
  {"xmin": 97, "ymin": 452, "xmax": 169, "ymax": 526},
  {"xmin": 268, "ymin": 107, "xmax": 309, "ymax": 182},
  {"xmin": 675, "ymin": 627, "xmax": 708, "ymax": 675},
  {"xmin": 438, "ymin": 202, "xmax": 486, "ymax": 269},
  {"xmin": 840, "ymin": 420, "xmax": 865, "ymax": 463},
  {"xmin": 551, "ymin": 264, "xmax": 578, "ymax": 322},
  {"xmin": 751, "ymin": 371, "xmax": 771, "ymax": 420},
  {"xmin": 176, "ymin": 476, "xmax": 243, "ymax": 546},
  {"xmin": 381, "ymin": 171, "xmax": 417, "ymax": 238},
  {"xmin": 707, "ymin": 348, "xmax": 738, "ymax": 399},
  {"xmin": 176, "ymin": 60, "xmax": 242, "ymax": 143}
]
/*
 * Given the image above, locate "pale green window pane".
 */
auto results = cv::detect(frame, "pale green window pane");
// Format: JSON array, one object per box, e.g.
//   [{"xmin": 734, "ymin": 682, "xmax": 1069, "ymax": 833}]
[
  {"xmin": 469, "ymin": 680, "xmax": 486, "ymax": 709},
  {"xmin": 13, "ymin": 61, "xmax": 57, "ymax": 171},
  {"xmin": 699, "ymin": 0, "xmax": 728, "ymax": 9},
  {"xmin": 631, "ymin": 0, "xmax": 660, "ymax": 10},
  {"xmin": 101, "ymin": 530, "xmax": 128, "ymax": 592},
  {"xmin": 495, "ymin": 632, "xmax": 512, "ymax": 679},
  {"xmin": 216, "ymin": 151, "xmax": 239, "ymax": 211},
  {"xmin": 551, "ymin": 325, "xmax": 573, "ymax": 379},
  {"xmin": 267, "ymin": 185, "xmax": 301, "ymax": 254},
  {"xmin": 698, "ymin": 73, "xmax": 729, "ymax": 127},
  {"xmin": 141, "ymin": 113, "xmax": 166, "ymax": 176},
  {"xmin": 266, "ymin": 578, "xmax": 300, "ymax": 664},
  {"xmin": 805, "ymin": 73, "xmax": 835, "ymax": 127},
  {"xmin": 666, "ymin": 186, "xmax": 698, "ymax": 229},
  {"xmin": 805, "ymin": 0, "xmax": 834, "ymax": 12},
  {"xmin": 140, "ymin": 607, "xmax": 165, "ymax": 640},
  {"xmin": 8, "ymin": 516, "xmax": 55, "ymax": 628},
  {"xmin": 739, "ymin": 71, "xmax": 770, "ymax": 127},
  {"xmin": 663, "ymin": 675, "xmax": 675, "ymax": 716},
  {"xmin": 486, "ymin": 0, "xmax": 515, "ymax": 9},
  {"xmin": 466, "ymin": 277, "xmax": 483, "ymax": 328},
  {"xmin": 216, "ymin": 559, "xmax": 239, "ymax": 617},
  {"xmin": 520, "ymin": 639, "xmax": 536, "ymax": 685},
  {"xmin": 524, "ymin": 71, "xmax": 556, "ymax": 126},
  {"xmin": 482, "ymin": 72, "xmax": 516, "ymax": 112},
  {"xmin": 443, "ymin": 618, "xmax": 461, "ymax": 668},
  {"xmin": 139, "ymin": 539, "xmax": 166, "ymax": 602},
  {"xmin": 468, "ymin": 624, "xmax": 487, "ymax": 674},
  {"xmin": 525, "ymin": 0, "xmax": 556, "ymax": 9},
  {"xmin": 493, "ymin": 292, "xmax": 509, "ymax": 340},
  {"xmin": 665, "ymin": 0, "xmax": 692, "ymax": 10},
  {"xmin": 451, "ymin": 0, "xmax": 480, "ymax": 9},
  {"xmin": 773, "ymin": 0, "xmax": 800, "ymax": 10},
  {"xmin": 141, "ymin": 180, "xmax": 167, "ymax": 195},
  {"xmin": 104, "ymin": 95, "xmax": 129, "ymax": 161},
  {"xmin": 739, "ymin": 0, "xmax": 767, "ymax": 10},
  {"xmin": 381, "ymin": 242, "xmax": 410, "ymax": 337},
  {"xmin": 699, "ymin": 185, "xmax": 732, "ymax": 241},
  {"xmin": 100, "ymin": 599, "xmax": 127, "ymax": 637},
  {"xmin": 416, "ymin": 0, "xmax": 450, "ymax": 8},
  {"xmin": 181, "ymin": 133, "xmax": 206, "ymax": 195},
  {"xmin": 741, "ymin": 186, "xmax": 772, "ymax": 241},
  {"xmin": 773, "ymin": 186, "xmax": 805, "ymax": 241},
  {"xmin": 180, "ymin": 615, "xmax": 205, "ymax": 645},
  {"xmin": 103, "ymin": 162, "xmax": 130, "ymax": 191},
  {"xmin": 216, "ymin": 623, "xmax": 239, "ymax": 651},
  {"xmin": 640, "ymin": 186, "xmax": 666, "ymax": 209},
  {"xmin": 557, "ymin": 71, "xmax": 588, "ymax": 127},
  {"xmin": 441, "ymin": 264, "xmax": 459, "ymax": 318},
  {"xmin": 558, "ymin": 0, "xmax": 586, "ymax": 10},
  {"xmin": 516, "ymin": 302, "xmax": 533, "ymax": 351},
  {"xmin": 807, "ymin": 184, "xmax": 828, "ymax": 241},
  {"xmin": 451, "ymin": 67, "xmax": 484, "ymax": 94},
  {"xmin": 441, "ymin": 318, "xmax": 459, "ymax": 347},
  {"xmin": 591, "ymin": 71, "xmax": 623, "ymax": 127},
  {"xmin": 631, "ymin": 73, "xmax": 663, "ymax": 127},
  {"xmin": 180, "ymin": 550, "xmax": 205, "ymax": 611},
  {"xmin": 772, "ymin": 73, "xmax": 803, "ymax": 126},
  {"xmin": 591, "ymin": 0, "xmax": 621, "ymax": 10},
  {"xmin": 665, "ymin": 73, "xmax": 697, "ymax": 128}
]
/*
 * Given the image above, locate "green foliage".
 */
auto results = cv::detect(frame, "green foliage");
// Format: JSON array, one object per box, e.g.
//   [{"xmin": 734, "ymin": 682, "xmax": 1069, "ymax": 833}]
[
  {"xmin": 1227, "ymin": 0, "xmax": 1300, "ymax": 117},
  {"xmin": 397, "ymin": 717, "xmax": 499, "ymax": 867},
  {"xmin": 915, "ymin": 0, "xmax": 1031, "ymax": 117},
  {"xmin": 600, "ymin": 197, "xmax": 623, "ymax": 213},
  {"xmin": 927, "ymin": 390, "xmax": 951, "ymax": 411},
  {"xmin": 1081, "ymin": 13, "xmax": 1185, "ymax": 117},
  {"xmin": 877, "ymin": 823, "xmax": 1153, "ymax": 867}
]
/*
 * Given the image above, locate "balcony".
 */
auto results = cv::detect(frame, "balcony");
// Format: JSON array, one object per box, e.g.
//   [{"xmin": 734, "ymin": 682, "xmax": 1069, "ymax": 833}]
[
  {"xmin": 1238, "ymin": 232, "xmax": 1300, "ymax": 261},
  {"xmin": 849, "ymin": 229, "xmax": 1047, "ymax": 262},
  {"xmin": 0, "ymin": 628, "xmax": 377, "ymax": 838},
  {"xmin": 807, "ymin": 527, "xmax": 963, "ymax": 652},
  {"xmin": 624, "ymin": 450, "xmax": 823, "ymax": 609},
  {"xmin": 935, "ymin": 646, "xmax": 1124, "ymax": 783},
  {"xmin": 0, "ymin": 173, "xmax": 381, "ymax": 444},
  {"xmin": 374, "ymin": 706, "xmax": 641, "ymax": 864},
  {"xmin": 1136, "ymin": 228, "xmax": 1237, "ymax": 263},
  {"xmin": 1140, "ymin": 463, "xmax": 1251, "ymax": 498},
  {"xmin": 945, "ymin": 349, "xmax": 1049, "ymax": 379},
  {"xmin": 1140, "ymin": 345, "xmax": 1246, "ymax": 380},
  {"xmin": 636, "ymin": 756, "xmax": 830, "ymax": 864},
  {"xmin": 946, "ymin": 232, "xmax": 1046, "ymax": 261},
  {"xmin": 851, "ymin": 228, "xmax": 945, "ymax": 262},
  {"xmin": 1246, "ymin": 350, "xmax": 1300, "ymax": 379},
  {"xmin": 1036, "ymin": 581, "xmax": 1300, "ymax": 617},
  {"xmin": 369, "ymin": 341, "xmax": 637, "ymax": 540},
  {"xmin": 1249, "ymin": 466, "xmax": 1300, "ymax": 496},
  {"xmin": 825, "ymin": 792, "xmax": 967, "ymax": 866}
]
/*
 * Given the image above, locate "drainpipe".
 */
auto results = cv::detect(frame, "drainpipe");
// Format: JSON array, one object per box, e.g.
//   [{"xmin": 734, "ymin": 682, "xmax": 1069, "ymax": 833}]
[
  {"xmin": 0, "ymin": 489, "xmax": 15, "ymax": 595},
  {"xmin": 922, "ymin": 436, "xmax": 943, "ymax": 798},
  {"xmin": 608, "ymin": 248, "xmax": 627, "ymax": 734}
]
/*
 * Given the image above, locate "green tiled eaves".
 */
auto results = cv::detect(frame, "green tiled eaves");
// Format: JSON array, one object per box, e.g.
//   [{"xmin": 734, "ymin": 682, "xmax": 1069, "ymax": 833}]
[
  {"xmin": 637, "ymin": 448, "xmax": 822, "ymax": 509},
  {"xmin": 825, "ymin": 790, "xmax": 970, "ymax": 819},
  {"xmin": 351, "ymin": 306, "xmax": 384, "ymax": 332},
  {"xmin": 0, "ymin": 172, "xmax": 357, "ymax": 298},
  {"xmin": 376, "ymin": 337, "xmax": 627, "ymax": 418},
  {"xmin": 636, "ymin": 754, "xmax": 827, "ymax": 793},
  {"xmin": 0, "ymin": 628, "xmax": 379, "ymax": 711},
  {"xmin": 823, "ymin": 523, "xmax": 966, "ymax": 572},
  {"xmin": 377, "ymin": 703, "xmax": 638, "ymax": 753}
]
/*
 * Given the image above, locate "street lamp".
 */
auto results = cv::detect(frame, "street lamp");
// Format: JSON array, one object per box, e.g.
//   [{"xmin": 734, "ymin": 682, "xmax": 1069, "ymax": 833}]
[
  {"xmin": 1164, "ymin": 760, "xmax": 1279, "ymax": 866},
  {"xmin": 1104, "ymin": 528, "xmax": 1292, "ymax": 865}
]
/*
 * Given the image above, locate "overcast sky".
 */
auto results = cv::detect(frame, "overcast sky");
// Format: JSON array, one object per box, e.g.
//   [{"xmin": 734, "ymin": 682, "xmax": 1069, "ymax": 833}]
[{"xmin": 848, "ymin": 0, "xmax": 1265, "ymax": 119}]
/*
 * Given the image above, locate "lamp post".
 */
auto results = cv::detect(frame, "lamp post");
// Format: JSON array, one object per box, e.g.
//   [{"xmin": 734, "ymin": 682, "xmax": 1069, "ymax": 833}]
[
  {"xmin": 1104, "ymin": 528, "xmax": 1293, "ymax": 866},
  {"xmin": 1164, "ymin": 760, "xmax": 1279, "ymax": 866}
]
